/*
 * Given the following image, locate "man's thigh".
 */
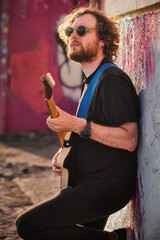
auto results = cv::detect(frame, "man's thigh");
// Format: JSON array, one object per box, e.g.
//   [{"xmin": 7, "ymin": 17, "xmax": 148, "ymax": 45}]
[{"xmin": 16, "ymin": 183, "xmax": 107, "ymax": 231}]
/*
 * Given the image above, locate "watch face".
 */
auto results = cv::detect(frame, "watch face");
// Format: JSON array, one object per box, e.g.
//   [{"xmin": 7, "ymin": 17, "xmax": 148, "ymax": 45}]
[
  {"xmin": 80, "ymin": 121, "xmax": 91, "ymax": 139},
  {"xmin": 81, "ymin": 132, "xmax": 90, "ymax": 139}
]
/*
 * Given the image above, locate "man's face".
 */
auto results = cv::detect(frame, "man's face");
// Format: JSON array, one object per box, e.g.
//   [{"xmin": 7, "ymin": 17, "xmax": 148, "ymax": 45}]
[{"xmin": 67, "ymin": 14, "xmax": 101, "ymax": 63}]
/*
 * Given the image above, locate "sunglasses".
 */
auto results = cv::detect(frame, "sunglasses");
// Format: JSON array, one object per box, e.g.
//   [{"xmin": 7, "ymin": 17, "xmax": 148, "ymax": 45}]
[{"xmin": 64, "ymin": 25, "xmax": 96, "ymax": 37}]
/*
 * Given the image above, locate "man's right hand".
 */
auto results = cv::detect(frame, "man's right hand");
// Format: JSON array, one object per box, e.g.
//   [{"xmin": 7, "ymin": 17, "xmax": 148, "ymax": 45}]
[{"xmin": 52, "ymin": 149, "xmax": 62, "ymax": 176}]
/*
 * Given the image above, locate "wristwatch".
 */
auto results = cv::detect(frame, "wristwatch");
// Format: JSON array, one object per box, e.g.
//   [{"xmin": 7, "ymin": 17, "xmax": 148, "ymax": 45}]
[{"xmin": 80, "ymin": 121, "xmax": 91, "ymax": 139}]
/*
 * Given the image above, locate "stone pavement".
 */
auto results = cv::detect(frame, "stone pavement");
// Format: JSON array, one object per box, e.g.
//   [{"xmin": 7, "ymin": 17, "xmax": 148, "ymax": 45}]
[
  {"xmin": 0, "ymin": 132, "xmax": 60, "ymax": 240},
  {"xmin": 0, "ymin": 132, "xmax": 131, "ymax": 240}
]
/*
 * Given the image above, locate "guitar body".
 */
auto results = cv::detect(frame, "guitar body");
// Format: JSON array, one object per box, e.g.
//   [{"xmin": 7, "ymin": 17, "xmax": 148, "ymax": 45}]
[
  {"xmin": 56, "ymin": 146, "xmax": 71, "ymax": 188},
  {"xmin": 41, "ymin": 74, "xmax": 72, "ymax": 189}
]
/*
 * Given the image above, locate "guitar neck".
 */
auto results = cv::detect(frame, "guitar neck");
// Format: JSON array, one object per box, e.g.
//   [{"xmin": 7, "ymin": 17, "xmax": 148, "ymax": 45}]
[{"xmin": 46, "ymin": 97, "xmax": 66, "ymax": 147}]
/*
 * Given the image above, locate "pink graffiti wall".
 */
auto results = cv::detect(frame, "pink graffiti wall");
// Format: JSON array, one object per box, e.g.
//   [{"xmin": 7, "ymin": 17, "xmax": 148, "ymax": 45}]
[
  {"xmin": 0, "ymin": 0, "xmax": 89, "ymax": 134},
  {"xmin": 117, "ymin": 9, "xmax": 159, "ymax": 240},
  {"xmin": 120, "ymin": 10, "xmax": 159, "ymax": 94}
]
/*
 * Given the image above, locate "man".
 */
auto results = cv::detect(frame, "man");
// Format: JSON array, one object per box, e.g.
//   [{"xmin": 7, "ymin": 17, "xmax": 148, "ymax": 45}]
[{"xmin": 16, "ymin": 7, "xmax": 140, "ymax": 240}]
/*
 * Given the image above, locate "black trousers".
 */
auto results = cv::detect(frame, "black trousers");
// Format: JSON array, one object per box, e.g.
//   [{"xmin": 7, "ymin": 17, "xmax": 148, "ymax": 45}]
[{"xmin": 16, "ymin": 184, "xmax": 113, "ymax": 240}]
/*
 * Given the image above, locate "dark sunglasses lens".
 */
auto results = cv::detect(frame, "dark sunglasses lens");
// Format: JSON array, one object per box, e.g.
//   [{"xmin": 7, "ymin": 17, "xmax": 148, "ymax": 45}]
[
  {"xmin": 65, "ymin": 27, "xmax": 73, "ymax": 37},
  {"xmin": 77, "ymin": 26, "xmax": 86, "ymax": 36}
]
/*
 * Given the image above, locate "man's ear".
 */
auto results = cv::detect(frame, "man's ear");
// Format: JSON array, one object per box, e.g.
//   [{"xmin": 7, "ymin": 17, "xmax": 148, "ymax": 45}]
[{"xmin": 100, "ymin": 41, "xmax": 105, "ymax": 47}]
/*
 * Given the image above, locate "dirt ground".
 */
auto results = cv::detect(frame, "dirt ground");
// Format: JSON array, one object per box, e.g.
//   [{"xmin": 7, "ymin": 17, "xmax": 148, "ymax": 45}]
[{"xmin": 0, "ymin": 131, "xmax": 131, "ymax": 239}]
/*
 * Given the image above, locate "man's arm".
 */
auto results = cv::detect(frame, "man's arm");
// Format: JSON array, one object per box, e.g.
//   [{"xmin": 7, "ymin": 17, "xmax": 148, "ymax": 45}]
[
  {"xmin": 47, "ymin": 107, "xmax": 138, "ymax": 152},
  {"xmin": 90, "ymin": 121, "xmax": 138, "ymax": 152}
]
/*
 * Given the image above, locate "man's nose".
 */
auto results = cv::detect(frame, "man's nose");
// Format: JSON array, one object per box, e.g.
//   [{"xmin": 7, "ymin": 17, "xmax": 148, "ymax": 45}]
[{"xmin": 70, "ymin": 29, "xmax": 79, "ymax": 39}]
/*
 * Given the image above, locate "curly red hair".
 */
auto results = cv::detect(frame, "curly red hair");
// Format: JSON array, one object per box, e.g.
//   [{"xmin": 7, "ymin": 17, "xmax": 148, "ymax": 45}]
[{"xmin": 58, "ymin": 7, "xmax": 120, "ymax": 62}]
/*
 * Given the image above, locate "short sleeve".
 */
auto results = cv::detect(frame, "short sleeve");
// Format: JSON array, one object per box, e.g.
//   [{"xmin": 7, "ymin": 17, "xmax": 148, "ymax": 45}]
[{"xmin": 101, "ymin": 75, "xmax": 138, "ymax": 126}]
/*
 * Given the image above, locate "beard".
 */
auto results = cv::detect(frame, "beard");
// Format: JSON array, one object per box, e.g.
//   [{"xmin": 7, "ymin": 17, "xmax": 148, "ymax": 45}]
[{"xmin": 68, "ymin": 40, "xmax": 99, "ymax": 63}]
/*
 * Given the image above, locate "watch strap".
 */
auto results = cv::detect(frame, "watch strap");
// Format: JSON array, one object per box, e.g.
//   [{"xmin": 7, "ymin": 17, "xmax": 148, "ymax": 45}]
[{"xmin": 80, "ymin": 121, "xmax": 91, "ymax": 139}]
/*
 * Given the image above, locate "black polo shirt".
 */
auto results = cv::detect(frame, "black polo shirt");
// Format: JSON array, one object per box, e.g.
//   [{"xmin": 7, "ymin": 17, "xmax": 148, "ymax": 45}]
[{"xmin": 67, "ymin": 58, "xmax": 140, "ymax": 203}]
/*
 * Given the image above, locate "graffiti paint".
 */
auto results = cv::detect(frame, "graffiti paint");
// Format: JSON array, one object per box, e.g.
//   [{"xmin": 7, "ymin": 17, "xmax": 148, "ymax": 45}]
[
  {"xmin": 119, "ymin": 10, "xmax": 159, "ymax": 94},
  {"xmin": 117, "ymin": 9, "xmax": 160, "ymax": 240},
  {"xmin": 0, "ymin": 0, "xmax": 89, "ymax": 134}
]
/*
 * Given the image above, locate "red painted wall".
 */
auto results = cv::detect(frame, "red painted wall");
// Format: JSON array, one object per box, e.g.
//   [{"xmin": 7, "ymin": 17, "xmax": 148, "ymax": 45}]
[{"xmin": 0, "ymin": 0, "xmax": 89, "ymax": 134}]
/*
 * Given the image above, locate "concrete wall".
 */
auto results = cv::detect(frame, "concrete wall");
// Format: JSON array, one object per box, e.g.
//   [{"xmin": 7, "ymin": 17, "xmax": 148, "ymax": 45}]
[
  {"xmin": 0, "ymin": 0, "xmax": 89, "ymax": 135},
  {"xmin": 104, "ymin": 1, "xmax": 160, "ymax": 239},
  {"xmin": 104, "ymin": 0, "xmax": 160, "ymax": 16},
  {"xmin": 117, "ymin": 9, "xmax": 160, "ymax": 240}
]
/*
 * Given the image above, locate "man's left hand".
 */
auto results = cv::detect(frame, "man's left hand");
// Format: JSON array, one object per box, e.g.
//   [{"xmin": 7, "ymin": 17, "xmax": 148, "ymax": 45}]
[{"xmin": 46, "ymin": 106, "xmax": 86, "ymax": 134}]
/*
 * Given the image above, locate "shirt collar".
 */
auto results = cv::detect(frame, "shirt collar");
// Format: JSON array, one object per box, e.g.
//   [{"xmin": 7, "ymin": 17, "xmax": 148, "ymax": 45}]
[{"xmin": 84, "ymin": 58, "xmax": 111, "ymax": 85}]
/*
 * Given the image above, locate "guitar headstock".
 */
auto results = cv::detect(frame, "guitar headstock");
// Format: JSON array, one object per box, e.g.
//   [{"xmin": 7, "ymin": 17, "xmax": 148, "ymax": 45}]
[{"xmin": 41, "ymin": 73, "xmax": 55, "ymax": 99}]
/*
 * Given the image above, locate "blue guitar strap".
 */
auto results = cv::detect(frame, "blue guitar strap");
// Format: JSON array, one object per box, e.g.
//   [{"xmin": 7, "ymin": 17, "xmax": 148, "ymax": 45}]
[{"xmin": 76, "ymin": 63, "xmax": 117, "ymax": 119}]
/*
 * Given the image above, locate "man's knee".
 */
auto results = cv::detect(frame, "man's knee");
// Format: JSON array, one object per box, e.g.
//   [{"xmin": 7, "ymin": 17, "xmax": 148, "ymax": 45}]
[{"xmin": 16, "ymin": 212, "xmax": 31, "ymax": 239}]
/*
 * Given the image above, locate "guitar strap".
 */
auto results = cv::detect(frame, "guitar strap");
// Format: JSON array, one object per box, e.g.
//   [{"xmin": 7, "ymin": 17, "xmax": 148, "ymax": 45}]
[{"xmin": 76, "ymin": 63, "xmax": 117, "ymax": 119}]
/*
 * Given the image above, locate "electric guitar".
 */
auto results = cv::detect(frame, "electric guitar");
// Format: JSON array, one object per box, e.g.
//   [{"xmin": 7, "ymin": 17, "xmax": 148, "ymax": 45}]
[{"xmin": 41, "ymin": 73, "xmax": 71, "ymax": 189}]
